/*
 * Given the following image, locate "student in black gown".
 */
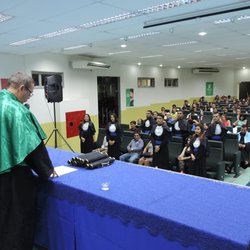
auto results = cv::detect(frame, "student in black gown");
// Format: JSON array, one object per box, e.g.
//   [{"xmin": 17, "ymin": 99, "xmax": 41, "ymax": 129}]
[
  {"xmin": 188, "ymin": 123, "xmax": 208, "ymax": 177},
  {"xmin": 151, "ymin": 113, "xmax": 171, "ymax": 169},
  {"xmin": 106, "ymin": 113, "xmax": 122, "ymax": 159},
  {"xmin": 79, "ymin": 113, "xmax": 96, "ymax": 153}
]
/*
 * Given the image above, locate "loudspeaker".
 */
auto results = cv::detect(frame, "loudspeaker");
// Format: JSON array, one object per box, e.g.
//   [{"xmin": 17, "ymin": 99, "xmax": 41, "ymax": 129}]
[{"xmin": 44, "ymin": 75, "xmax": 63, "ymax": 103}]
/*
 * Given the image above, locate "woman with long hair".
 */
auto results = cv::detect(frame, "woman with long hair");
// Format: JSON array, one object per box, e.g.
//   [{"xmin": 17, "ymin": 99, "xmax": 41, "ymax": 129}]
[
  {"xmin": 79, "ymin": 114, "xmax": 96, "ymax": 153},
  {"xmin": 188, "ymin": 123, "xmax": 208, "ymax": 177},
  {"xmin": 106, "ymin": 113, "xmax": 122, "ymax": 159}
]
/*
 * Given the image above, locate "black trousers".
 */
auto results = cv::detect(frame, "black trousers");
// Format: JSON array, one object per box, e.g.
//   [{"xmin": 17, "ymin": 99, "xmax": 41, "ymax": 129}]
[{"xmin": 0, "ymin": 166, "xmax": 37, "ymax": 250}]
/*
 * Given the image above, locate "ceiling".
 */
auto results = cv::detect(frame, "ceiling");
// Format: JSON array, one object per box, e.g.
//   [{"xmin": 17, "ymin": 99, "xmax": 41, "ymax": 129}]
[{"xmin": 1, "ymin": 0, "xmax": 250, "ymax": 69}]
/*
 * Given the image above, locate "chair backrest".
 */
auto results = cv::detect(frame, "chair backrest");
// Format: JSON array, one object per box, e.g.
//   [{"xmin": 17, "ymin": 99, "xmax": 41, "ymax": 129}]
[
  {"xmin": 206, "ymin": 140, "xmax": 223, "ymax": 171},
  {"xmin": 224, "ymin": 133, "xmax": 238, "ymax": 161},
  {"xmin": 120, "ymin": 123, "xmax": 129, "ymax": 131},
  {"xmin": 168, "ymin": 136, "xmax": 183, "ymax": 166},
  {"xmin": 120, "ymin": 135, "xmax": 133, "ymax": 153},
  {"xmin": 95, "ymin": 128, "xmax": 106, "ymax": 148}
]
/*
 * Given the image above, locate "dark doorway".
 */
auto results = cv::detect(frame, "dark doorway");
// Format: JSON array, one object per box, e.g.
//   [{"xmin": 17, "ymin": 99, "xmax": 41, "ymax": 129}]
[
  {"xmin": 97, "ymin": 76, "xmax": 120, "ymax": 128},
  {"xmin": 239, "ymin": 81, "xmax": 250, "ymax": 100}
]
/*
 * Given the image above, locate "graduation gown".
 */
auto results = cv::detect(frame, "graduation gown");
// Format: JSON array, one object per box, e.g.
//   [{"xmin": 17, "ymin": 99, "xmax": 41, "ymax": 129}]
[
  {"xmin": 106, "ymin": 122, "xmax": 122, "ymax": 159},
  {"xmin": 150, "ymin": 124, "xmax": 171, "ymax": 169},
  {"xmin": 79, "ymin": 121, "xmax": 96, "ymax": 153}
]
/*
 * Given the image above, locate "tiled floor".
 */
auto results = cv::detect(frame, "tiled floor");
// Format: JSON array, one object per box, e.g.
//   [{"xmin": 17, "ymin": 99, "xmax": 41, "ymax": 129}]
[{"xmin": 224, "ymin": 166, "xmax": 250, "ymax": 186}]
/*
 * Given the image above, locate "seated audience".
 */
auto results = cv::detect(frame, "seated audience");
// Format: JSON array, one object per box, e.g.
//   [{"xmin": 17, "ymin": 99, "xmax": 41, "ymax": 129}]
[
  {"xmin": 119, "ymin": 132, "xmax": 144, "ymax": 163},
  {"xmin": 221, "ymin": 114, "xmax": 231, "ymax": 127},
  {"xmin": 138, "ymin": 140, "xmax": 153, "ymax": 166},
  {"xmin": 238, "ymin": 125, "xmax": 250, "ymax": 169},
  {"xmin": 233, "ymin": 114, "xmax": 248, "ymax": 128}
]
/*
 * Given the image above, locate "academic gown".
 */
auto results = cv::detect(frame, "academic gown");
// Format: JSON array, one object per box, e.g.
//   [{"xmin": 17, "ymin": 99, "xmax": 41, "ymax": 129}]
[
  {"xmin": 150, "ymin": 124, "xmax": 171, "ymax": 169},
  {"xmin": 106, "ymin": 122, "xmax": 122, "ymax": 159},
  {"xmin": 79, "ymin": 121, "xmax": 96, "ymax": 153},
  {"xmin": 188, "ymin": 136, "xmax": 208, "ymax": 177},
  {"xmin": 0, "ymin": 89, "xmax": 54, "ymax": 250}
]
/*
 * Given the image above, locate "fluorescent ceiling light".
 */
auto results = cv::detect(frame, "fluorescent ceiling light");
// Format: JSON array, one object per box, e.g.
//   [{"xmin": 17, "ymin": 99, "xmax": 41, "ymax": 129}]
[
  {"xmin": 195, "ymin": 48, "xmax": 222, "ymax": 53},
  {"xmin": 120, "ymin": 44, "xmax": 127, "ymax": 48},
  {"xmin": 235, "ymin": 57, "xmax": 250, "ymax": 60},
  {"xmin": 64, "ymin": 44, "xmax": 87, "ymax": 50},
  {"xmin": 0, "ymin": 13, "xmax": 13, "ymax": 23},
  {"xmin": 108, "ymin": 51, "xmax": 131, "ymax": 55},
  {"xmin": 9, "ymin": 0, "xmax": 200, "ymax": 46},
  {"xmin": 121, "ymin": 32, "xmax": 160, "ymax": 40},
  {"xmin": 139, "ymin": 55, "xmax": 163, "ymax": 59},
  {"xmin": 214, "ymin": 15, "xmax": 250, "ymax": 24},
  {"xmin": 10, "ymin": 38, "xmax": 41, "ymax": 46},
  {"xmin": 39, "ymin": 27, "xmax": 79, "ymax": 38},
  {"xmin": 144, "ymin": 1, "xmax": 250, "ymax": 28},
  {"xmin": 163, "ymin": 41, "xmax": 197, "ymax": 47}
]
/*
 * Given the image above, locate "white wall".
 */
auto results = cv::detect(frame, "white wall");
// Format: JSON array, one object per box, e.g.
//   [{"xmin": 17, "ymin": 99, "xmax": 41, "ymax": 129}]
[{"xmin": 1, "ymin": 52, "xmax": 249, "ymax": 123}]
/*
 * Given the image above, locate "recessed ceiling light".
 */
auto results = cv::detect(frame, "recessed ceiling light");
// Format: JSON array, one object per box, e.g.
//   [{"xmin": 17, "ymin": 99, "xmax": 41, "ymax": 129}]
[
  {"xmin": 120, "ymin": 44, "xmax": 127, "ymax": 48},
  {"xmin": 198, "ymin": 32, "xmax": 207, "ymax": 36},
  {"xmin": 137, "ymin": 62, "xmax": 142, "ymax": 66},
  {"xmin": 177, "ymin": 65, "xmax": 181, "ymax": 69},
  {"xmin": 242, "ymin": 66, "xmax": 246, "ymax": 70},
  {"xmin": 159, "ymin": 64, "xmax": 163, "ymax": 67}
]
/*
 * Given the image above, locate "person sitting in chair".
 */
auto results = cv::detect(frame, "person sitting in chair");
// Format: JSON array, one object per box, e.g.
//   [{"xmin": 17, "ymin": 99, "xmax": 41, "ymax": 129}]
[
  {"xmin": 119, "ymin": 132, "xmax": 144, "ymax": 163},
  {"xmin": 238, "ymin": 125, "xmax": 250, "ymax": 169}
]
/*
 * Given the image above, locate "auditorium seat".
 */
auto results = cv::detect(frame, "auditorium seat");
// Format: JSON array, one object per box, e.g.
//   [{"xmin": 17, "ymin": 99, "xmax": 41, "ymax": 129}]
[
  {"xmin": 206, "ymin": 140, "xmax": 225, "ymax": 181},
  {"xmin": 95, "ymin": 128, "xmax": 106, "ymax": 148},
  {"xmin": 223, "ymin": 133, "xmax": 241, "ymax": 177},
  {"xmin": 120, "ymin": 131, "xmax": 134, "ymax": 154},
  {"xmin": 168, "ymin": 136, "xmax": 183, "ymax": 171}
]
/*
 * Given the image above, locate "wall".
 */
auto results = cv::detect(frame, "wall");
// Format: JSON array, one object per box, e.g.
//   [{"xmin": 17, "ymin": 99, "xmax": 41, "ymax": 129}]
[{"xmin": 1, "ymin": 52, "xmax": 249, "ymax": 151}]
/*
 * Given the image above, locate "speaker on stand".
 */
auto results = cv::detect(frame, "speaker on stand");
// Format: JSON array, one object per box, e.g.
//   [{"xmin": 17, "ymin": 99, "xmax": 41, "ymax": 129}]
[{"xmin": 44, "ymin": 75, "xmax": 74, "ymax": 152}]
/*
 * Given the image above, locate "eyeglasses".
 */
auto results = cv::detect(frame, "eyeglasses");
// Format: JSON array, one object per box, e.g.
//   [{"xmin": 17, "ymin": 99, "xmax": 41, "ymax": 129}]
[{"xmin": 25, "ymin": 86, "xmax": 33, "ymax": 96}]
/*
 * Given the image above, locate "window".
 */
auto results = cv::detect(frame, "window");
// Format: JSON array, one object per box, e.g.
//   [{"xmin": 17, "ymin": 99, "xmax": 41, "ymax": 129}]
[
  {"xmin": 31, "ymin": 71, "xmax": 64, "ymax": 87},
  {"xmin": 138, "ymin": 77, "xmax": 155, "ymax": 88},
  {"xmin": 164, "ymin": 78, "xmax": 178, "ymax": 87}
]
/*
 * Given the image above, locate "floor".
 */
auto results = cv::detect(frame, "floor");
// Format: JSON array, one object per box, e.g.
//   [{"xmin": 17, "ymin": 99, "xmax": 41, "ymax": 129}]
[{"xmin": 224, "ymin": 166, "xmax": 250, "ymax": 186}]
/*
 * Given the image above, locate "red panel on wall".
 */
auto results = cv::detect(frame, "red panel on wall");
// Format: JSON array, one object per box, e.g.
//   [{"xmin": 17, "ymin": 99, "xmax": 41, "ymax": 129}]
[
  {"xmin": 66, "ymin": 110, "xmax": 85, "ymax": 138},
  {"xmin": 1, "ymin": 79, "xmax": 8, "ymax": 89}
]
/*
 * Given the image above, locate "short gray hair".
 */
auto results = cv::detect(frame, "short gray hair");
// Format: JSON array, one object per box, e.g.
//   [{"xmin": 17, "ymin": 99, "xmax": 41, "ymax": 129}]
[{"xmin": 8, "ymin": 72, "xmax": 34, "ymax": 89}]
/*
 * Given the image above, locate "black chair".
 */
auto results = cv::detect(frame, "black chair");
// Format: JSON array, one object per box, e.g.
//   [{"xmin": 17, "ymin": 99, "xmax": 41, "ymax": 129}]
[
  {"xmin": 201, "ymin": 111, "xmax": 212, "ymax": 124},
  {"xmin": 168, "ymin": 136, "xmax": 183, "ymax": 171},
  {"xmin": 223, "ymin": 133, "xmax": 241, "ymax": 177},
  {"xmin": 120, "ymin": 131, "xmax": 134, "ymax": 154},
  {"xmin": 206, "ymin": 140, "xmax": 225, "ymax": 181},
  {"xmin": 120, "ymin": 123, "xmax": 129, "ymax": 131},
  {"xmin": 95, "ymin": 128, "xmax": 106, "ymax": 148}
]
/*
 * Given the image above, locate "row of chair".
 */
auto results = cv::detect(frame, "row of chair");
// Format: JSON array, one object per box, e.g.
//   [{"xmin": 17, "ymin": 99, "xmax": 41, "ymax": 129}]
[{"xmin": 95, "ymin": 128, "xmax": 241, "ymax": 181}]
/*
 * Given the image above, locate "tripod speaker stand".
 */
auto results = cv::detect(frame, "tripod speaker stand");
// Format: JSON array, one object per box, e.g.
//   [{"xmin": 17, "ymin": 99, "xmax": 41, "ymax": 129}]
[{"xmin": 45, "ymin": 102, "xmax": 75, "ymax": 152}]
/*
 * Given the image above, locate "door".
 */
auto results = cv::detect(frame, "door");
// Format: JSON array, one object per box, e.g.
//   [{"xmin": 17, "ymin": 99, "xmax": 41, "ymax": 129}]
[
  {"xmin": 239, "ymin": 81, "xmax": 250, "ymax": 100},
  {"xmin": 97, "ymin": 76, "xmax": 120, "ymax": 128}
]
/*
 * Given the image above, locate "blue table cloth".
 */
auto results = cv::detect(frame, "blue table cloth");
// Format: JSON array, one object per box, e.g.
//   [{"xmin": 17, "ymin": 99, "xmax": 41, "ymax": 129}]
[{"xmin": 35, "ymin": 147, "xmax": 250, "ymax": 250}]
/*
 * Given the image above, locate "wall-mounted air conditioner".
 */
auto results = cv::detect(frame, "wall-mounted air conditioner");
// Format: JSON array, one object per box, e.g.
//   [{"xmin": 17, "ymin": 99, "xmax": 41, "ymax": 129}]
[
  {"xmin": 71, "ymin": 60, "xmax": 110, "ymax": 70},
  {"xmin": 192, "ymin": 68, "xmax": 219, "ymax": 74}
]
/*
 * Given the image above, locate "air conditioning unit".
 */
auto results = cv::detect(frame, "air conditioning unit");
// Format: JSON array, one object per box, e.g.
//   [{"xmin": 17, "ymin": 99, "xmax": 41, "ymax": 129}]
[
  {"xmin": 71, "ymin": 60, "xmax": 110, "ymax": 70},
  {"xmin": 192, "ymin": 68, "xmax": 219, "ymax": 74}
]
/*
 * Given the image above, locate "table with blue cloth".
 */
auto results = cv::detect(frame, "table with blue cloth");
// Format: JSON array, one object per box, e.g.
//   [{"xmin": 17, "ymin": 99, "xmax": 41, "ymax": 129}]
[{"xmin": 34, "ymin": 147, "xmax": 250, "ymax": 250}]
